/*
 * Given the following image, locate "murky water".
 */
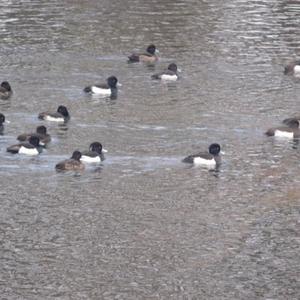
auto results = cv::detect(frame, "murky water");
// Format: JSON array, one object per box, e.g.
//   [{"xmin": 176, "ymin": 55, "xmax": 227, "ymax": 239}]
[{"xmin": 0, "ymin": 0, "xmax": 299, "ymax": 299}]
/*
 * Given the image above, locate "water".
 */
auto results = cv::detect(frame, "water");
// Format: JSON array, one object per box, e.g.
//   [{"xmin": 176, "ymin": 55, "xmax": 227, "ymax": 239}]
[{"xmin": 0, "ymin": 0, "xmax": 299, "ymax": 299}]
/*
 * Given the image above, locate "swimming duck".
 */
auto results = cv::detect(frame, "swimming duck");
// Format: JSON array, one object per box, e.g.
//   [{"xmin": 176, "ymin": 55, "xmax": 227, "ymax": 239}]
[
  {"xmin": 128, "ymin": 44, "xmax": 159, "ymax": 63},
  {"xmin": 284, "ymin": 61, "xmax": 300, "ymax": 76},
  {"xmin": 17, "ymin": 125, "xmax": 51, "ymax": 146},
  {"xmin": 151, "ymin": 63, "xmax": 179, "ymax": 81},
  {"xmin": 84, "ymin": 76, "xmax": 120, "ymax": 96},
  {"xmin": 7, "ymin": 136, "xmax": 42, "ymax": 155},
  {"xmin": 0, "ymin": 81, "xmax": 12, "ymax": 99},
  {"xmin": 55, "ymin": 151, "xmax": 85, "ymax": 171},
  {"xmin": 266, "ymin": 119, "xmax": 300, "ymax": 138},
  {"xmin": 182, "ymin": 143, "xmax": 222, "ymax": 167},
  {"xmin": 38, "ymin": 105, "xmax": 70, "ymax": 122},
  {"xmin": 80, "ymin": 142, "xmax": 107, "ymax": 163}
]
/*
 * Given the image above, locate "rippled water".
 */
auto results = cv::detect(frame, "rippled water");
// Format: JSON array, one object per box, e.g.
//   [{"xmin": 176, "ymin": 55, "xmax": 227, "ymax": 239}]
[{"xmin": 0, "ymin": 0, "xmax": 299, "ymax": 299}]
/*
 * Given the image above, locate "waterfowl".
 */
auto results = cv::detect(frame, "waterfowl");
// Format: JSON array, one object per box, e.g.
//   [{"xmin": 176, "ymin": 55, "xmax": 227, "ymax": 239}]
[
  {"xmin": 182, "ymin": 143, "xmax": 222, "ymax": 167},
  {"xmin": 38, "ymin": 105, "xmax": 70, "ymax": 122},
  {"xmin": 0, "ymin": 113, "xmax": 5, "ymax": 133},
  {"xmin": 83, "ymin": 76, "xmax": 120, "ymax": 96},
  {"xmin": 55, "ymin": 151, "xmax": 85, "ymax": 171},
  {"xmin": 265, "ymin": 119, "xmax": 300, "ymax": 138},
  {"xmin": 128, "ymin": 44, "xmax": 159, "ymax": 63},
  {"xmin": 80, "ymin": 142, "xmax": 107, "ymax": 163},
  {"xmin": 7, "ymin": 136, "xmax": 42, "ymax": 155},
  {"xmin": 0, "ymin": 81, "xmax": 12, "ymax": 99},
  {"xmin": 151, "ymin": 63, "xmax": 179, "ymax": 81},
  {"xmin": 17, "ymin": 125, "xmax": 51, "ymax": 146},
  {"xmin": 284, "ymin": 61, "xmax": 300, "ymax": 75}
]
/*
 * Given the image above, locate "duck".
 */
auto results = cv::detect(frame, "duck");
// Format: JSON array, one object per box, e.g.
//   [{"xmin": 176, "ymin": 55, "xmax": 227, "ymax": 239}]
[
  {"xmin": 128, "ymin": 44, "xmax": 159, "ymax": 63},
  {"xmin": 55, "ymin": 151, "xmax": 85, "ymax": 171},
  {"xmin": 7, "ymin": 136, "xmax": 42, "ymax": 155},
  {"xmin": 282, "ymin": 116, "xmax": 300, "ymax": 127},
  {"xmin": 83, "ymin": 76, "xmax": 120, "ymax": 96},
  {"xmin": 38, "ymin": 105, "xmax": 70, "ymax": 122},
  {"xmin": 0, "ymin": 81, "xmax": 12, "ymax": 99},
  {"xmin": 151, "ymin": 63, "xmax": 179, "ymax": 81},
  {"xmin": 284, "ymin": 61, "xmax": 300, "ymax": 76},
  {"xmin": 0, "ymin": 113, "xmax": 5, "ymax": 133},
  {"xmin": 17, "ymin": 125, "xmax": 51, "ymax": 146},
  {"xmin": 182, "ymin": 143, "xmax": 222, "ymax": 167},
  {"xmin": 265, "ymin": 119, "xmax": 300, "ymax": 138},
  {"xmin": 80, "ymin": 142, "xmax": 107, "ymax": 163}
]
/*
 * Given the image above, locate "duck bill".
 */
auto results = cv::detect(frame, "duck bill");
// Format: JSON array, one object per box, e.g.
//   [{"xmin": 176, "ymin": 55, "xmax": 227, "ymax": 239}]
[
  {"xmin": 117, "ymin": 82, "xmax": 122, "ymax": 87},
  {"xmin": 102, "ymin": 148, "xmax": 108, "ymax": 153}
]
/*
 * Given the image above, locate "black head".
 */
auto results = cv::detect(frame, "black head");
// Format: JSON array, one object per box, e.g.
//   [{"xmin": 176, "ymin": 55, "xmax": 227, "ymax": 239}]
[
  {"xmin": 1, "ymin": 81, "xmax": 11, "ymax": 91},
  {"xmin": 36, "ymin": 125, "xmax": 47, "ymax": 135},
  {"xmin": 168, "ymin": 63, "xmax": 178, "ymax": 72},
  {"xmin": 71, "ymin": 150, "xmax": 82, "ymax": 161},
  {"xmin": 107, "ymin": 76, "xmax": 118, "ymax": 88},
  {"xmin": 89, "ymin": 142, "xmax": 103, "ymax": 154},
  {"xmin": 0, "ymin": 113, "xmax": 5, "ymax": 124},
  {"xmin": 147, "ymin": 44, "xmax": 156, "ymax": 55},
  {"xmin": 288, "ymin": 119, "xmax": 300, "ymax": 128},
  {"xmin": 29, "ymin": 136, "xmax": 40, "ymax": 147},
  {"xmin": 209, "ymin": 143, "xmax": 221, "ymax": 155},
  {"xmin": 57, "ymin": 105, "xmax": 69, "ymax": 117}
]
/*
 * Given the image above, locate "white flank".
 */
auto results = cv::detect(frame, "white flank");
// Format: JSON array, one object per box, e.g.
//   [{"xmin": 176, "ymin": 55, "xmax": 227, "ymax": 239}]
[
  {"xmin": 274, "ymin": 130, "xmax": 294, "ymax": 138},
  {"xmin": 80, "ymin": 155, "xmax": 101, "ymax": 163},
  {"xmin": 294, "ymin": 65, "xmax": 300, "ymax": 74},
  {"xmin": 161, "ymin": 74, "xmax": 178, "ymax": 81},
  {"xmin": 19, "ymin": 146, "xmax": 39, "ymax": 155},
  {"xmin": 45, "ymin": 115, "xmax": 64, "ymax": 122},
  {"xmin": 274, "ymin": 130, "xmax": 294, "ymax": 139},
  {"xmin": 91, "ymin": 86, "xmax": 111, "ymax": 95},
  {"xmin": 193, "ymin": 156, "xmax": 216, "ymax": 166}
]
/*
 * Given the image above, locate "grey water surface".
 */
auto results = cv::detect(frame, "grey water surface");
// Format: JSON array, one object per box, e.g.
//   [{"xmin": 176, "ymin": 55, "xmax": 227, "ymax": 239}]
[{"xmin": 0, "ymin": 0, "xmax": 299, "ymax": 299}]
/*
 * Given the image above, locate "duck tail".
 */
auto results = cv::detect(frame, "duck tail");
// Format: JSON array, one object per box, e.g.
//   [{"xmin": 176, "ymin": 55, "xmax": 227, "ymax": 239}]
[
  {"xmin": 83, "ymin": 86, "xmax": 91, "ymax": 93},
  {"xmin": 128, "ymin": 54, "xmax": 139, "ymax": 63},
  {"xmin": 151, "ymin": 74, "xmax": 160, "ymax": 80}
]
